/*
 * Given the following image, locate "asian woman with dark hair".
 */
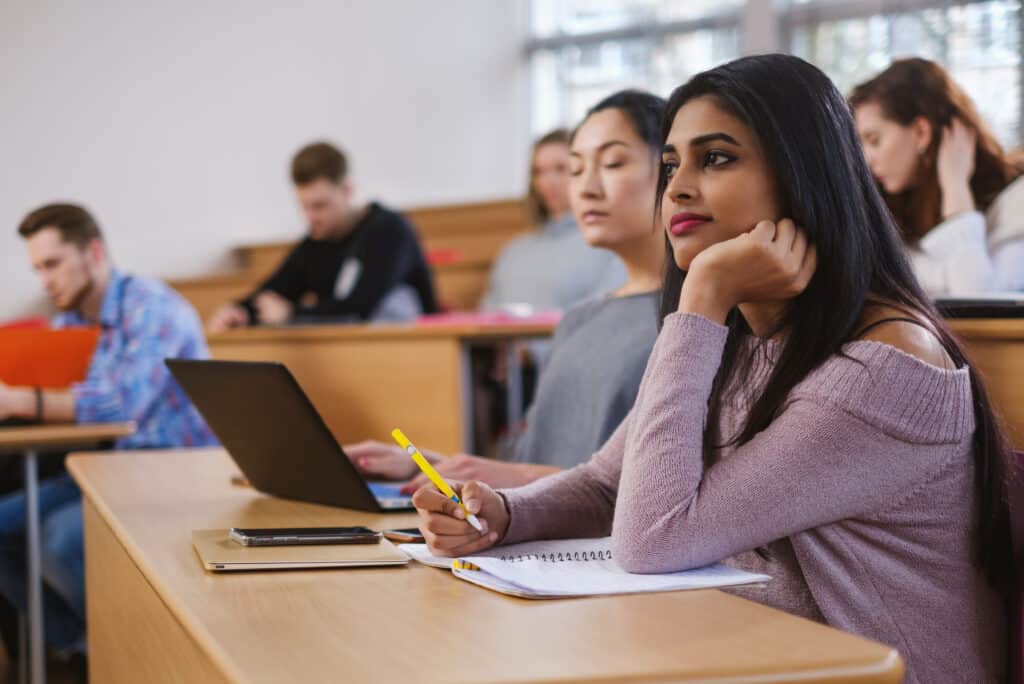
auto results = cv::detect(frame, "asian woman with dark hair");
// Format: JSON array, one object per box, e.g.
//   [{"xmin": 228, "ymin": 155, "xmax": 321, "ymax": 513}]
[
  {"xmin": 413, "ymin": 55, "xmax": 1011, "ymax": 683},
  {"xmin": 347, "ymin": 91, "xmax": 666, "ymax": 490}
]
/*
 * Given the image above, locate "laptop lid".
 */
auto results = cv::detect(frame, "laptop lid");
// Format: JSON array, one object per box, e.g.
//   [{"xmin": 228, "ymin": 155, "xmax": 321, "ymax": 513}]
[{"xmin": 167, "ymin": 359, "xmax": 401, "ymax": 513}]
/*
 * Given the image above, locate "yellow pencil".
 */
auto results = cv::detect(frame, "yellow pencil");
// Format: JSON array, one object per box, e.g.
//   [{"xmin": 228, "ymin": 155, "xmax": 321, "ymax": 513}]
[
  {"xmin": 392, "ymin": 428, "xmax": 484, "ymax": 532},
  {"xmin": 452, "ymin": 560, "xmax": 481, "ymax": 571}
]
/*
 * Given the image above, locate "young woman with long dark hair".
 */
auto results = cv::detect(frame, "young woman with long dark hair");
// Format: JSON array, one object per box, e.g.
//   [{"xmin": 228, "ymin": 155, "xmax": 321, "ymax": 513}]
[{"xmin": 413, "ymin": 55, "xmax": 1012, "ymax": 683}]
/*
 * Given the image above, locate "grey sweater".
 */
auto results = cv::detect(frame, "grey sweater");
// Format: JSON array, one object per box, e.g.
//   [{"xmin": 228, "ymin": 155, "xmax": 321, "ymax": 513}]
[
  {"xmin": 480, "ymin": 214, "xmax": 626, "ymax": 312},
  {"xmin": 502, "ymin": 312, "xmax": 1004, "ymax": 683},
  {"xmin": 512, "ymin": 291, "xmax": 659, "ymax": 469}
]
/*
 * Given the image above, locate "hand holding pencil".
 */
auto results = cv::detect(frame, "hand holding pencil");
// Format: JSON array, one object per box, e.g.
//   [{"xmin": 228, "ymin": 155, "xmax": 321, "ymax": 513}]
[{"xmin": 393, "ymin": 428, "xmax": 509, "ymax": 557}]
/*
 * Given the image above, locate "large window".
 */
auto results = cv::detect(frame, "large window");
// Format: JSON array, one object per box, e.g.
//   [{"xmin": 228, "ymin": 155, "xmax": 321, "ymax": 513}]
[
  {"xmin": 527, "ymin": 0, "xmax": 743, "ymax": 135},
  {"xmin": 527, "ymin": 0, "xmax": 1024, "ymax": 147},
  {"xmin": 787, "ymin": 0, "xmax": 1022, "ymax": 146}
]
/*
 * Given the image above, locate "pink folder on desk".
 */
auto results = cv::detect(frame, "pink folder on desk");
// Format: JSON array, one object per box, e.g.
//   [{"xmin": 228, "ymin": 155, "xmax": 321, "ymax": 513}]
[
  {"xmin": 0, "ymin": 317, "xmax": 48, "ymax": 330},
  {"xmin": 0, "ymin": 327, "xmax": 100, "ymax": 388}
]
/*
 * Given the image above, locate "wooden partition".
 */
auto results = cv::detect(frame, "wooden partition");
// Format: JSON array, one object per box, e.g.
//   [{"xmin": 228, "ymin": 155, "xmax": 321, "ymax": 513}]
[
  {"xmin": 948, "ymin": 318, "xmax": 1024, "ymax": 450},
  {"xmin": 170, "ymin": 198, "xmax": 531, "ymax": 320},
  {"xmin": 167, "ymin": 274, "xmax": 254, "ymax": 325},
  {"xmin": 207, "ymin": 319, "xmax": 557, "ymax": 454}
]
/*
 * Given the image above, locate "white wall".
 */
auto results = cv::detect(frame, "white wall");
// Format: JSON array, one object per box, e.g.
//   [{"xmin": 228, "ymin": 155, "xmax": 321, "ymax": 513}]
[{"xmin": 0, "ymin": 1, "xmax": 531, "ymax": 319}]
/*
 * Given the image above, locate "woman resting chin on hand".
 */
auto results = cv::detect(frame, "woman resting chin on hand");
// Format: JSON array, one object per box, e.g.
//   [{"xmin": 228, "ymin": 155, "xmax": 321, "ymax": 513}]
[{"xmin": 414, "ymin": 55, "xmax": 1012, "ymax": 684}]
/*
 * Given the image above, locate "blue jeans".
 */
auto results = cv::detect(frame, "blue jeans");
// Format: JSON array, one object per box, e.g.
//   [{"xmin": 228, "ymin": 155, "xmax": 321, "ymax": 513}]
[{"xmin": 0, "ymin": 473, "xmax": 85, "ymax": 652}]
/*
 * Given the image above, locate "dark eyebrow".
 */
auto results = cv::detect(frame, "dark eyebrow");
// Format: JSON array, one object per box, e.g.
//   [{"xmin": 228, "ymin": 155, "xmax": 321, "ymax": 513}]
[
  {"xmin": 570, "ymin": 140, "xmax": 630, "ymax": 157},
  {"xmin": 690, "ymin": 132, "xmax": 740, "ymax": 147}
]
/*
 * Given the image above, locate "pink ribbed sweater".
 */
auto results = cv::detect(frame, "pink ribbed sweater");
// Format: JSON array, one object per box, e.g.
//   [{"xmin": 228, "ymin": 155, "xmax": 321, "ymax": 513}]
[{"xmin": 501, "ymin": 312, "xmax": 1004, "ymax": 683}]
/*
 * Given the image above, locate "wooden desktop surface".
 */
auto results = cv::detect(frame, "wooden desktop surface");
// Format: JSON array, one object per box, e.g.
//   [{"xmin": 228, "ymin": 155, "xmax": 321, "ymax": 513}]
[
  {"xmin": 69, "ymin": 448, "xmax": 902, "ymax": 684},
  {"xmin": 207, "ymin": 321, "xmax": 558, "ymax": 455},
  {"xmin": 0, "ymin": 422, "xmax": 135, "ymax": 451}
]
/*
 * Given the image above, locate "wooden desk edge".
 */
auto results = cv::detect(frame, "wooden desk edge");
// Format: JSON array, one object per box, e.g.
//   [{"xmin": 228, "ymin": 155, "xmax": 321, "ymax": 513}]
[
  {"xmin": 795, "ymin": 650, "xmax": 904, "ymax": 684},
  {"xmin": 947, "ymin": 318, "xmax": 1024, "ymax": 338},
  {"xmin": 167, "ymin": 272, "xmax": 251, "ymax": 288},
  {"xmin": 203, "ymin": 316, "xmax": 1022, "ymax": 345},
  {"xmin": 68, "ymin": 451, "xmax": 248, "ymax": 684},
  {"xmin": 207, "ymin": 321, "xmax": 558, "ymax": 344},
  {"xmin": 0, "ymin": 422, "xmax": 136, "ymax": 452}
]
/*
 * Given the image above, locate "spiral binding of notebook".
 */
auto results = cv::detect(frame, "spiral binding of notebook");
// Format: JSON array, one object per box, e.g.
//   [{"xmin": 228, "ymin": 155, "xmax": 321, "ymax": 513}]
[
  {"xmin": 498, "ymin": 549, "xmax": 612, "ymax": 563},
  {"xmin": 399, "ymin": 537, "xmax": 770, "ymax": 599}
]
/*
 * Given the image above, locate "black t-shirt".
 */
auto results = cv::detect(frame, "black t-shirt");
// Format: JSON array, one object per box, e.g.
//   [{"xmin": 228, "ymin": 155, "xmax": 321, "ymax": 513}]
[{"xmin": 239, "ymin": 203, "xmax": 438, "ymax": 322}]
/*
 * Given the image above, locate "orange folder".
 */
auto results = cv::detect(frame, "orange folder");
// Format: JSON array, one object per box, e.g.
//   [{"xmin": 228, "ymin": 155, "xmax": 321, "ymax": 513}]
[{"xmin": 0, "ymin": 327, "xmax": 100, "ymax": 388}]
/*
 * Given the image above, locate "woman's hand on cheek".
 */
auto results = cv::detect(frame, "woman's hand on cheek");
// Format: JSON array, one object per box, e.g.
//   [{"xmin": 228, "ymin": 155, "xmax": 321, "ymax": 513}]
[{"xmin": 677, "ymin": 218, "xmax": 817, "ymax": 322}]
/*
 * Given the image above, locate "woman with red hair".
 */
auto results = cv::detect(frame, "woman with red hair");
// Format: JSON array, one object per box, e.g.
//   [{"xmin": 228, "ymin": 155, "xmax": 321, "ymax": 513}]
[{"xmin": 851, "ymin": 57, "xmax": 1024, "ymax": 294}]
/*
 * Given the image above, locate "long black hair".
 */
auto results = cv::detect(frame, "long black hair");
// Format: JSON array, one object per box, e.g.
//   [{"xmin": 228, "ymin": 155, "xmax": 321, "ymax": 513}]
[
  {"xmin": 656, "ymin": 54, "xmax": 1012, "ymax": 592},
  {"xmin": 571, "ymin": 89, "xmax": 667, "ymax": 153}
]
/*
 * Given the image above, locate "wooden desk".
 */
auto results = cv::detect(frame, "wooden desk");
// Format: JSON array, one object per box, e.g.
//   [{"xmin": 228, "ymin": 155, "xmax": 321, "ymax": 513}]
[
  {"xmin": 948, "ymin": 318, "xmax": 1024, "ymax": 449},
  {"xmin": 205, "ymin": 316, "xmax": 1024, "ymax": 453},
  {"xmin": 70, "ymin": 448, "xmax": 902, "ymax": 683},
  {"xmin": 208, "ymin": 321, "xmax": 556, "ymax": 454},
  {"xmin": 0, "ymin": 422, "xmax": 134, "ymax": 684},
  {"xmin": 0, "ymin": 423, "xmax": 135, "ymax": 451}
]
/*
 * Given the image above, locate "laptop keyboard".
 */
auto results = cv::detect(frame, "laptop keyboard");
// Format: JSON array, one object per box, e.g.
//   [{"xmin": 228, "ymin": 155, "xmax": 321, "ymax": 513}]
[
  {"xmin": 367, "ymin": 482, "xmax": 413, "ymax": 509},
  {"xmin": 378, "ymin": 497, "xmax": 414, "ymax": 510}
]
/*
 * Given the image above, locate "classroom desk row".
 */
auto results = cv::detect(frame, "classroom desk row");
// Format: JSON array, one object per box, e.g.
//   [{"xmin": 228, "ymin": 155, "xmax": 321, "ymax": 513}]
[
  {"xmin": 70, "ymin": 447, "xmax": 904, "ymax": 683},
  {"xmin": 208, "ymin": 317, "xmax": 1024, "ymax": 452},
  {"xmin": 207, "ymin": 319, "xmax": 556, "ymax": 455},
  {"xmin": 59, "ymin": 317, "xmax": 1021, "ymax": 682}
]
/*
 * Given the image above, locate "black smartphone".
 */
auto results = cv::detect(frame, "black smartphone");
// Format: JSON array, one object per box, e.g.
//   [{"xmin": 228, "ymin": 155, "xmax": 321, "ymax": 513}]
[
  {"xmin": 228, "ymin": 526, "xmax": 382, "ymax": 547},
  {"xmin": 381, "ymin": 527, "xmax": 425, "ymax": 543}
]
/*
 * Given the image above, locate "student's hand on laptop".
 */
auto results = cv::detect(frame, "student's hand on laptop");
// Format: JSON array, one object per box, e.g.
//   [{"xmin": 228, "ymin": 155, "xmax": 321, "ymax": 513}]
[
  {"xmin": 345, "ymin": 440, "xmax": 442, "ymax": 481},
  {"xmin": 207, "ymin": 304, "xmax": 249, "ymax": 333},
  {"xmin": 413, "ymin": 480, "xmax": 508, "ymax": 557},
  {"xmin": 254, "ymin": 291, "xmax": 294, "ymax": 325},
  {"xmin": 401, "ymin": 454, "xmax": 538, "ymax": 494}
]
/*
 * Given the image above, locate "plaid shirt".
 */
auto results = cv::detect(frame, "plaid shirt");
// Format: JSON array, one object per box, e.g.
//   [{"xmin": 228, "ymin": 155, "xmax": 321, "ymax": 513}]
[{"xmin": 54, "ymin": 269, "xmax": 217, "ymax": 449}]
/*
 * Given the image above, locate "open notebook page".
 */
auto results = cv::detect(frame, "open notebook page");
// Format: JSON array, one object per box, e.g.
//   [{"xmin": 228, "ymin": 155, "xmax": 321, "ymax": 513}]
[{"xmin": 399, "ymin": 538, "xmax": 769, "ymax": 599}]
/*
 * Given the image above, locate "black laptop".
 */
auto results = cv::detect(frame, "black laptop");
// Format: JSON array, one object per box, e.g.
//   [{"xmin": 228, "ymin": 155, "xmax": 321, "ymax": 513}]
[
  {"xmin": 936, "ymin": 295, "xmax": 1024, "ymax": 318},
  {"xmin": 166, "ymin": 359, "xmax": 412, "ymax": 512}
]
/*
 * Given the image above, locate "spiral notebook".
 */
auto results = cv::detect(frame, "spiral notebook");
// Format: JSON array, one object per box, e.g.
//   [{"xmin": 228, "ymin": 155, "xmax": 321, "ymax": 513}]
[{"xmin": 399, "ymin": 538, "xmax": 770, "ymax": 599}]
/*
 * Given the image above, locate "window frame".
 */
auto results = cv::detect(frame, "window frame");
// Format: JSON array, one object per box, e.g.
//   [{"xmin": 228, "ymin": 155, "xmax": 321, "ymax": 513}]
[{"xmin": 525, "ymin": 0, "xmax": 1022, "ymax": 145}]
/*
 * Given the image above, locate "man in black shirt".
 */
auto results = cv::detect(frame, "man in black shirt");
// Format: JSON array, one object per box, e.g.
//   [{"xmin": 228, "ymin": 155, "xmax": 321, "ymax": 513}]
[{"xmin": 208, "ymin": 142, "xmax": 438, "ymax": 331}]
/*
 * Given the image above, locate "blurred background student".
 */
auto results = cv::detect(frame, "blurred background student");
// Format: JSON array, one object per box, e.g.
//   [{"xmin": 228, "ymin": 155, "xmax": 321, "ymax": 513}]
[
  {"xmin": 0, "ymin": 203, "xmax": 215, "ymax": 671},
  {"xmin": 207, "ymin": 141, "xmax": 438, "ymax": 331},
  {"xmin": 851, "ymin": 58, "xmax": 1024, "ymax": 295},
  {"xmin": 480, "ymin": 128, "xmax": 626, "ymax": 314}
]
